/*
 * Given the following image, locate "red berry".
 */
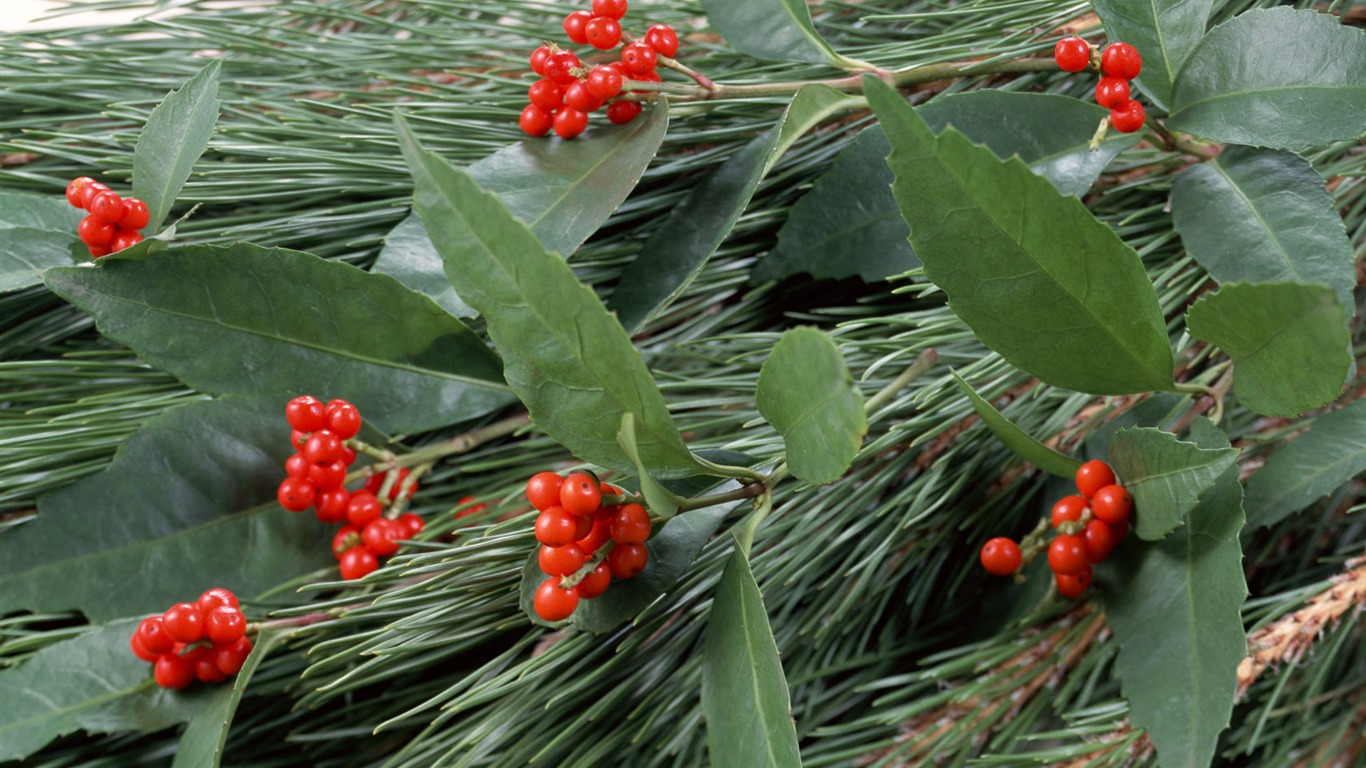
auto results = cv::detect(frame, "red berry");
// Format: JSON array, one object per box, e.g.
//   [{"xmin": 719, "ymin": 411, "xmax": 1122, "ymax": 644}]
[
  {"xmin": 346, "ymin": 490, "xmax": 383, "ymax": 528},
  {"xmin": 196, "ymin": 587, "xmax": 239, "ymax": 614},
  {"xmin": 1110, "ymin": 100, "xmax": 1146, "ymax": 133},
  {"xmin": 110, "ymin": 229, "xmax": 144, "ymax": 253},
  {"xmin": 1095, "ymin": 76, "xmax": 1130, "ymax": 109},
  {"xmin": 284, "ymin": 453, "xmax": 309, "ymax": 481},
  {"xmin": 78, "ymin": 182, "xmax": 109, "ymax": 210},
  {"xmin": 339, "ymin": 546, "xmax": 379, "ymax": 580},
  {"xmin": 78, "ymin": 215, "xmax": 116, "ymax": 247},
  {"xmin": 609, "ymin": 503, "xmax": 651, "ymax": 545},
  {"xmin": 1048, "ymin": 534, "xmax": 1088, "ymax": 576},
  {"xmin": 314, "ymin": 488, "xmax": 351, "ymax": 524},
  {"xmin": 154, "ymin": 653, "xmax": 195, "ymax": 689},
  {"xmin": 454, "ymin": 496, "xmax": 487, "ymax": 521},
  {"xmin": 585, "ymin": 16, "xmax": 622, "ymax": 50},
  {"xmin": 644, "ymin": 24, "xmax": 679, "ymax": 58},
  {"xmin": 592, "ymin": 0, "xmax": 627, "ymax": 19},
  {"xmin": 559, "ymin": 472, "xmax": 602, "ymax": 516},
  {"xmin": 576, "ymin": 515, "xmax": 613, "ymax": 556},
  {"xmin": 66, "ymin": 177, "xmax": 97, "ymax": 208},
  {"xmin": 397, "ymin": 512, "xmax": 425, "ymax": 536},
  {"xmin": 1053, "ymin": 36, "xmax": 1090, "ymax": 73},
  {"xmin": 290, "ymin": 429, "xmax": 309, "ymax": 450},
  {"xmin": 539, "ymin": 543, "xmax": 587, "ymax": 576},
  {"xmin": 1101, "ymin": 42, "xmax": 1142, "ymax": 80},
  {"xmin": 528, "ymin": 79, "xmax": 564, "ymax": 111},
  {"xmin": 1075, "ymin": 460, "xmax": 1116, "ymax": 499},
  {"xmin": 1050, "ymin": 495, "xmax": 1089, "ymax": 529},
  {"xmin": 608, "ymin": 543, "xmax": 648, "ymax": 580},
  {"xmin": 576, "ymin": 561, "xmax": 612, "ymax": 599},
  {"xmin": 196, "ymin": 657, "xmax": 228, "ymax": 684},
  {"xmin": 620, "ymin": 43, "xmax": 657, "ymax": 76},
  {"xmin": 979, "ymin": 537, "xmax": 1022, "ymax": 576},
  {"xmin": 89, "ymin": 190, "xmax": 125, "ymax": 225},
  {"xmin": 584, "ymin": 66, "xmax": 623, "ymax": 100},
  {"xmin": 277, "ymin": 477, "xmax": 316, "ymax": 513},
  {"xmin": 332, "ymin": 525, "xmax": 362, "ymax": 559},
  {"xmin": 1055, "ymin": 564, "xmax": 1093, "ymax": 599},
  {"xmin": 526, "ymin": 472, "xmax": 564, "ymax": 511},
  {"xmin": 137, "ymin": 616, "xmax": 176, "ymax": 655},
  {"xmin": 563, "ymin": 10, "xmax": 593, "ymax": 45},
  {"xmin": 533, "ymin": 577, "xmax": 579, "ymax": 621},
  {"xmin": 1082, "ymin": 519, "xmax": 1116, "ymax": 563},
  {"xmin": 325, "ymin": 401, "xmax": 362, "ymax": 439},
  {"xmin": 365, "ymin": 468, "xmax": 414, "ymax": 500},
  {"xmin": 88, "ymin": 245, "xmax": 111, "ymax": 259},
  {"xmin": 606, "ymin": 100, "xmax": 642, "ymax": 125},
  {"xmin": 340, "ymin": 445, "xmax": 357, "ymax": 466},
  {"xmin": 119, "ymin": 197, "xmax": 150, "ymax": 230},
  {"xmin": 162, "ymin": 603, "xmax": 205, "ymax": 644},
  {"xmin": 205, "ymin": 606, "xmax": 247, "ymax": 645},
  {"xmin": 1091, "ymin": 484, "xmax": 1133, "ymax": 525},
  {"xmin": 530, "ymin": 45, "xmax": 552, "ymax": 76},
  {"xmin": 553, "ymin": 108, "xmax": 589, "ymax": 139},
  {"xmin": 545, "ymin": 51, "xmax": 582, "ymax": 85},
  {"xmin": 215, "ymin": 636, "xmax": 253, "ymax": 676},
  {"xmin": 573, "ymin": 512, "xmax": 594, "ymax": 540},
  {"xmin": 302, "ymin": 430, "xmax": 343, "ymax": 464},
  {"xmin": 1111, "ymin": 515, "xmax": 1130, "ymax": 542},
  {"xmin": 563, "ymin": 82, "xmax": 604, "ymax": 113},
  {"xmin": 130, "ymin": 630, "xmax": 159, "ymax": 662},
  {"xmin": 308, "ymin": 460, "xmax": 347, "ymax": 492},
  {"xmin": 362, "ymin": 517, "xmax": 405, "ymax": 557},
  {"xmin": 520, "ymin": 104, "xmax": 553, "ymax": 137},
  {"xmin": 535, "ymin": 506, "xmax": 579, "ymax": 547}
]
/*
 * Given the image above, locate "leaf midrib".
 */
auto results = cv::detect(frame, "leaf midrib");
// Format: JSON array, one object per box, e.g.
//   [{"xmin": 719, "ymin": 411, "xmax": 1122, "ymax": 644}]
[{"xmin": 733, "ymin": 557, "xmax": 796, "ymax": 767}]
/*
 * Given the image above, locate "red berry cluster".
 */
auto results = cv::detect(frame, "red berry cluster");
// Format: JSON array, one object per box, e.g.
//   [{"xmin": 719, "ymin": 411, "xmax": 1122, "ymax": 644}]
[
  {"xmin": 275, "ymin": 395, "xmax": 424, "ymax": 580},
  {"xmin": 980, "ymin": 460, "xmax": 1133, "ymax": 599},
  {"xmin": 1053, "ymin": 38, "xmax": 1146, "ymax": 133},
  {"xmin": 527, "ymin": 470, "xmax": 653, "ymax": 621},
  {"xmin": 520, "ymin": 1, "xmax": 680, "ymax": 138},
  {"xmin": 64, "ymin": 177, "xmax": 149, "ymax": 258},
  {"xmin": 129, "ymin": 588, "xmax": 253, "ymax": 689}
]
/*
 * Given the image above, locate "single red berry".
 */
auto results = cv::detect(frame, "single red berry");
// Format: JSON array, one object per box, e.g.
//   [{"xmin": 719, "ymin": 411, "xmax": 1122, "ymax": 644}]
[
  {"xmin": 1050, "ymin": 495, "xmax": 1089, "ymax": 529},
  {"xmin": 563, "ymin": 82, "xmax": 604, "ymax": 113},
  {"xmin": 1082, "ymin": 519, "xmax": 1116, "ymax": 563},
  {"xmin": 526, "ymin": 472, "xmax": 565, "ymax": 511},
  {"xmin": 1111, "ymin": 515, "xmax": 1130, "ymax": 542},
  {"xmin": 365, "ymin": 468, "xmax": 414, "ymax": 500},
  {"xmin": 1095, "ymin": 76, "xmax": 1130, "ymax": 109},
  {"xmin": 154, "ymin": 653, "xmax": 195, "ymax": 689},
  {"xmin": 1101, "ymin": 42, "xmax": 1142, "ymax": 80},
  {"xmin": 644, "ymin": 24, "xmax": 679, "ymax": 58},
  {"xmin": 979, "ymin": 537, "xmax": 1022, "ymax": 576},
  {"xmin": 1048, "ymin": 534, "xmax": 1089, "ymax": 575},
  {"xmin": 520, "ymin": 104, "xmax": 553, "ymax": 137},
  {"xmin": 362, "ymin": 517, "xmax": 405, "ymax": 557},
  {"xmin": 553, "ymin": 107, "xmax": 589, "ymax": 139},
  {"xmin": 563, "ymin": 10, "xmax": 593, "ymax": 45},
  {"xmin": 530, "ymin": 45, "xmax": 552, "ymax": 75},
  {"xmin": 339, "ymin": 546, "xmax": 379, "ymax": 580},
  {"xmin": 545, "ymin": 51, "xmax": 582, "ymax": 85},
  {"xmin": 535, "ymin": 506, "xmax": 579, "ymax": 547},
  {"xmin": 609, "ymin": 503, "xmax": 651, "ymax": 545},
  {"xmin": 302, "ymin": 430, "xmax": 343, "ymax": 464},
  {"xmin": 78, "ymin": 182, "xmax": 110, "ymax": 210},
  {"xmin": 308, "ymin": 460, "xmax": 347, "ymax": 491},
  {"xmin": 559, "ymin": 472, "xmax": 602, "ymax": 516},
  {"xmin": 88, "ymin": 245, "xmax": 111, "ymax": 259},
  {"xmin": 608, "ymin": 543, "xmax": 648, "ymax": 580},
  {"xmin": 346, "ymin": 490, "xmax": 383, "ymax": 528},
  {"xmin": 576, "ymin": 515, "xmax": 613, "ymax": 556},
  {"xmin": 340, "ymin": 445, "xmax": 357, "ymax": 466},
  {"xmin": 528, "ymin": 79, "xmax": 564, "ymax": 111},
  {"xmin": 110, "ymin": 229, "xmax": 144, "ymax": 253},
  {"xmin": 533, "ymin": 577, "xmax": 580, "ymax": 621},
  {"xmin": 196, "ymin": 587, "xmax": 239, "ymax": 614},
  {"xmin": 606, "ymin": 100, "xmax": 642, "ymax": 125},
  {"xmin": 78, "ymin": 215, "xmax": 116, "ymax": 247},
  {"xmin": 284, "ymin": 452, "xmax": 309, "ymax": 479},
  {"xmin": 130, "ymin": 630, "xmax": 160, "ymax": 662},
  {"xmin": 277, "ymin": 477, "xmax": 316, "ymax": 513},
  {"xmin": 196, "ymin": 657, "xmax": 228, "ymax": 684},
  {"xmin": 454, "ymin": 496, "xmax": 487, "ymax": 521},
  {"xmin": 539, "ymin": 543, "xmax": 587, "ymax": 576},
  {"xmin": 591, "ymin": 0, "xmax": 627, "ymax": 19},
  {"xmin": 88, "ymin": 190, "xmax": 125, "ymax": 225},
  {"xmin": 585, "ymin": 16, "xmax": 623, "ymax": 50},
  {"xmin": 584, "ymin": 66, "xmax": 623, "ymax": 100},
  {"xmin": 289, "ymin": 429, "xmax": 309, "ymax": 450},
  {"xmin": 162, "ymin": 603, "xmax": 205, "ymax": 644},
  {"xmin": 119, "ymin": 197, "xmax": 150, "ymax": 230},
  {"xmin": 325, "ymin": 401, "xmax": 362, "ymax": 439},
  {"xmin": 620, "ymin": 42, "xmax": 657, "ymax": 76},
  {"xmin": 215, "ymin": 636, "xmax": 253, "ymax": 676},
  {"xmin": 1055, "ymin": 564, "xmax": 1093, "ymax": 599},
  {"xmin": 576, "ymin": 561, "xmax": 612, "ymax": 599},
  {"xmin": 137, "ymin": 616, "xmax": 176, "ymax": 655},
  {"xmin": 1091, "ymin": 484, "xmax": 1133, "ymax": 525},
  {"xmin": 397, "ymin": 512, "xmax": 425, "ymax": 536},
  {"xmin": 1053, "ymin": 36, "xmax": 1090, "ymax": 72},
  {"xmin": 1110, "ymin": 100, "xmax": 1146, "ymax": 133},
  {"xmin": 205, "ymin": 606, "xmax": 247, "ymax": 645},
  {"xmin": 573, "ymin": 512, "xmax": 594, "ymax": 540},
  {"xmin": 66, "ymin": 177, "xmax": 97, "ymax": 208},
  {"xmin": 314, "ymin": 488, "xmax": 351, "ymax": 524},
  {"xmin": 1075, "ymin": 460, "xmax": 1116, "ymax": 499},
  {"xmin": 332, "ymin": 525, "xmax": 362, "ymax": 559}
]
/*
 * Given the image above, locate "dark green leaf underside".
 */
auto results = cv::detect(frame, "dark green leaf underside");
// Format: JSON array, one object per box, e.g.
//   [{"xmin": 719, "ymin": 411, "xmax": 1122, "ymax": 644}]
[{"xmin": 1244, "ymin": 398, "xmax": 1366, "ymax": 529}]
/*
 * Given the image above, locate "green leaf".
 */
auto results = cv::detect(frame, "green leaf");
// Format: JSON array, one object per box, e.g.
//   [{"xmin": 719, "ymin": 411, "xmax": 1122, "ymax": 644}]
[
  {"xmin": 1107, "ymin": 426, "xmax": 1239, "ymax": 541},
  {"xmin": 171, "ymin": 628, "xmax": 284, "ymax": 768},
  {"xmin": 756, "ymin": 327, "xmax": 866, "ymax": 485},
  {"xmin": 132, "ymin": 59, "xmax": 223, "ymax": 234},
  {"xmin": 951, "ymin": 371, "xmax": 1081, "ymax": 478},
  {"xmin": 0, "ymin": 397, "xmax": 332, "ymax": 621},
  {"xmin": 610, "ymin": 85, "xmax": 862, "ymax": 332},
  {"xmin": 1171, "ymin": 146, "xmax": 1356, "ymax": 314},
  {"xmin": 865, "ymin": 77, "xmax": 1175, "ymax": 395},
  {"xmin": 43, "ymin": 243, "xmax": 511, "ymax": 435},
  {"xmin": 1100, "ymin": 450, "xmax": 1247, "ymax": 768},
  {"xmin": 699, "ymin": 0, "xmax": 863, "ymax": 69},
  {"xmin": 1186, "ymin": 283, "xmax": 1351, "ymax": 418},
  {"xmin": 1091, "ymin": 0, "xmax": 1213, "ymax": 109},
  {"xmin": 1167, "ymin": 8, "xmax": 1366, "ymax": 151},
  {"xmin": 702, "ymin": 546, "xmax": 803, "ymax": 768},
  {"xmin": 616, "ymin": 413, "xmax": 684, "ymax": 518},
  {"xmin": 394, "ymin": 113, "xmax": 698, "ymax": 477},
  {"xmin": 0, "ymin": 620, "xmax": 209, "ymax": 761},
  {"xmin": 372, "ymin": 104, "xmax": 668, "ymax": 314},
  {"xmin": 1, "ymin": 227, "xmax": 80, "ymax": 294},
  {"xmin": 1244, "ymin": 399, "xmax": 1366, "ymax": 529},
  {"xmin": 0, "ymin": 189, "xmax": 85, "ymax": 232}
]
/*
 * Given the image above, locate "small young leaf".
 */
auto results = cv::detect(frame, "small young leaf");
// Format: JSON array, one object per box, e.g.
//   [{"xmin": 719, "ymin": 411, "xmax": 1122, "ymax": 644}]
[
  {"xmin": 865, "ymin": 77, "xmax": 1175, "ymax": 395},
  {"xmin": 171, "ymin": 628, "xmax": 284, "ymax": 768},
  {"xmin": 951, "ymin": 371, "xmax": 1081, "ymax": 479},
  {"xmin": 0, "ymin": 620, "xmax": 209, "ymax": 761},
  {"xmin": 1167, "ymin": 8, "xmax": 1366, "ymax": 151},
  {"xmin": 1171, "ymin": 146, "xmax": 1356, "ymax": 314},
  {"xmin": 617, "ymin": 413, "xmax": 684, "ymax": 518},
  {"xmin": 0, "ymin": 397, "xmax": 332, "ymax": 621},
  {"xmin": 702, "ymin": 546, "xmax": 803, "ymax": 768},
  {"xmin": 1244, "ymin": 399, "xmax": 1366, "ymax": 529},
  {"xmin": 395, "ymin": 114, "xmax": 698, "ymax": 477},
  {"xmin": 756, "ymin": 327, "xmax": 866, "ymax": 484},
  {"xmin": 43, "ymin": 243, "xmax": 511, "ymax": 435},
  {"xmin": 1186, "ymin": 283, "xmax": 1351, "ymax": 418},
  {"xmin": 610, "ymin": 85, "xmax": 862, "ymax": 332},
  {"xmin": 1107, "ymin": 426, "xmax": 1239, "ymax": 541},
  {"xmin": 698, "ymin": 0, "xmax": 864, "ymax": 69},
  {"xmin": 1091, "ymin": 0, "xmax": 1213, "ymax": 109},
  {"xmin": 1, "ymin": 227, "xmax": 80, "ymax": 293},
  {"xmin": 132, "ymin": 59, "xmax": 223, "ymax": 233}
]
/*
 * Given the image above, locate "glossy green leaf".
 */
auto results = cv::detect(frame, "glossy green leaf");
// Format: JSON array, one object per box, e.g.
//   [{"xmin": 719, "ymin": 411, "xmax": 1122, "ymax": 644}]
[
  {"xmin": 395, "ymin": 114, "xmax": 698, "ymax": 477},
  {"xmin": 0, "ymin": 189, "xmax": 84, "ymax": 232},
  {"xmin": 610, "ymin": 85, "xmax": 862, "ymax": 332},
  {"xmin": 171, "ymin": 629, "xmax": 284, "ymax": 768},
  {"xmin": 866, "ymin": 77, "xmax": 1175, "ymax": 395},
  {"xmin": 1186, "ymin": 283, "xmax": 1351, "ymax": 418},
  {"xmin": 703, "ymin": 546, "xmax": 803, "ymax": 768},
  {"xmin": 1107, "ymin": 426, "xmax": 1239, "ymax": 541},
  {"xmin": 132, "ymin": 59, "xmax": 222, "ymax": 234},
  {"xmin": 43, "ymin": 243, "xmax": 511, "ymax": 434},
  {"xmin": 1171, "ymin": 146, "xmax": 1356, "ymax": 314},
  {"xmin": 699, "ymin": 0, "xmax": 862, "ymax": 68},
  {"xmin": 1244, "ymin": 399, "xmax": 1366, "ymax": 529},
  {"xmin": 1091, "ymin": 0, "xmax": 1213, "ymax": 109},
  {"xmin": 617, "ymin": 413, "xmax": 684, "ymax": 518},
  {"xmin": 1100, "ymin": 425, "xmax": 1246, "ymax": 768},
  {"xmin": 0, "ymin": 620, "xmax": 210, "ymax": 761},
  {"xmin": 1167, "ymin": 8, "xmax": 1366, "ymax": 150},
  {"xmin": 952, "ymin": 372, "xmax": 1081, "ymax": 478},
  {"xmin": 0, "ymin": 397, "xmax": 332, "ymax": 621},
  {"xmin": 756, "ymin": 327, "xmax": 866, "ymax": 485},
  {"xmin": 373, "ymin": 104, "xmax": 668, "ymax": 314},
  {"xmin": 1, "ymin": 227, "xmax": 80, "ymax": 293}
]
